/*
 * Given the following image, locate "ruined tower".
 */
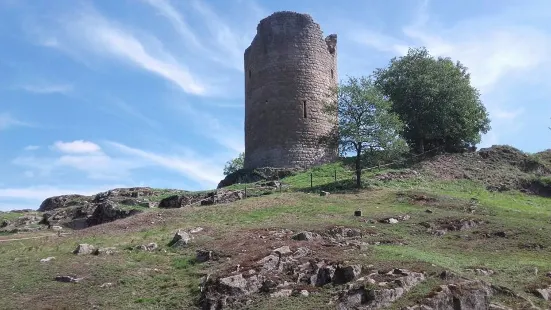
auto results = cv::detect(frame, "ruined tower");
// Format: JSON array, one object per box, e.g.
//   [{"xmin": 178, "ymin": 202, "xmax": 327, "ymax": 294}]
[{"xmin": 243, "ymin": 11, "xmax": 338, "ymax": 169}]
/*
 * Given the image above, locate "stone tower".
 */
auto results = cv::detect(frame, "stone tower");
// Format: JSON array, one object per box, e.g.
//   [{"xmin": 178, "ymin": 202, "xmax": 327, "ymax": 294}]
[{"xmin": 243, "ymin": 11, "xmax": 338, "ymax": 169}]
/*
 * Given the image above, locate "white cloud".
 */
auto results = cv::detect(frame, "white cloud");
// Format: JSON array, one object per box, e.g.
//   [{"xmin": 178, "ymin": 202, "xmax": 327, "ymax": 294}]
[
  {"xmin": 24, "ymin": 145, "xmax": 40, "ymax": 151},
  {"xmin": 19, "ymin": 83, "xmax": 73, "ymax": 94},
  {"xmin": 107, "ymin": 141, "xmax": 223, "ymax": 186},
  {"xmin": 52, "ymin": 140, "xmax": 101, "ymax": 154},
  {"xmin": 0, "ymin": 113, "xmax": 31, "ymax": 130},
  {"xmin": 39, "ymin": 5, "xmax": 207, "ymax": 96}
]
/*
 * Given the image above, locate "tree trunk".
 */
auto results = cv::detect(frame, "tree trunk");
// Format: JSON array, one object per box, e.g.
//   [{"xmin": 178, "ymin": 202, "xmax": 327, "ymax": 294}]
[
  {"xmin": 355, "ymin": 145, "xmax": 362, "ymax": 188},
  {"xmin": 417, "ymin": 139, "xmax": 425, "ymax": 154}
]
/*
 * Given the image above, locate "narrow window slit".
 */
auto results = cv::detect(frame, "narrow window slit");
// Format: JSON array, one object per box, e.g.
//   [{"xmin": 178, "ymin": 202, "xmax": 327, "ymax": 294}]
[
  {"xmin": 248, "ymin": 70, "xmax": 251, "ymax": 78},
  {"xmin": 331, "ymin": 69, "xmax": 334, "ymax": 79},
  {"xmin": 303, "ymin": 101, "xmax": 307, "ymax": 118}
]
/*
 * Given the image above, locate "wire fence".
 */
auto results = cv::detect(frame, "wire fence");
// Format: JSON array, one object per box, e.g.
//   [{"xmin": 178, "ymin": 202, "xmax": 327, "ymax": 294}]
[{"xmin": 237, "ymin": 146, "xmax": 445, "ymax": 197}]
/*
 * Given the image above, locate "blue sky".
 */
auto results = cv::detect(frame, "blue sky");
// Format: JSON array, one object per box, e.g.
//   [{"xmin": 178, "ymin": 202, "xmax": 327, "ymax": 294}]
[{"xmin": 1, "ymin": 0, "xmax": 550, "ymax": 211}]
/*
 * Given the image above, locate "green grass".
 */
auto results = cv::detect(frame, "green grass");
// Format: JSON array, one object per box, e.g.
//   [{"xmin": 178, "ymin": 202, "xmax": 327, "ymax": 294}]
[{"xmin": 1, "ymin": 161, "xmax": 551, "ymax": 309}]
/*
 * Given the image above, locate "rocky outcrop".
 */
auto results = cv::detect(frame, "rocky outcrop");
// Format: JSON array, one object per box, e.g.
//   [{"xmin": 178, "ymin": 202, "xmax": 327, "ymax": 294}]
[
  {"xmin": 336, "ymin": 269, "xmax": 425, "ymax": 309},
  {"xmin": 38, "ymin": 195, "xmax": 90, "ymax": 212},
  {"xmin": 159, "ymin": 190, "xmax": 244, "ymax": 209},
  {"xmin": 405, "ymin": 280, "xmax": 493, "ymax": 310},
  {"xmin": 43, "ymin": 200, "xmax": 143, "ymax": 230},
  {"xmin": 217, "ymin": 167, "xmax": 300, "ymax": 188}
]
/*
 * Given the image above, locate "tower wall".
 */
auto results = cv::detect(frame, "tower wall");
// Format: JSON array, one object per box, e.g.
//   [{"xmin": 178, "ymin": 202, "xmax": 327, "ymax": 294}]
[{"xmin": 243, "ymin": 11, "xmax": 338, "ymax": 169}]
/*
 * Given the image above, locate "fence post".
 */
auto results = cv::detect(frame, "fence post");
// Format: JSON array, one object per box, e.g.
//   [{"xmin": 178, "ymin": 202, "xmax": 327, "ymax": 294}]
[
  {"xmin": 244, "ymin": 187, "xmax": 247, "ymax": 199},
  {"xmin": 310, "ymin": 173, "xmax": 313, "ymax": 189},
  {"xmin": 334, "ymin": 169, "xmax": 337, "ymax": 182}
]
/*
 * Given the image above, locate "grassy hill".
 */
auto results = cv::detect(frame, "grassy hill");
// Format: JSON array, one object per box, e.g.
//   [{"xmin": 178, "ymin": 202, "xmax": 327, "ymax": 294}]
[{"xmin": 1, "ymin": 146, "xmax": 551, "ymax": 309}]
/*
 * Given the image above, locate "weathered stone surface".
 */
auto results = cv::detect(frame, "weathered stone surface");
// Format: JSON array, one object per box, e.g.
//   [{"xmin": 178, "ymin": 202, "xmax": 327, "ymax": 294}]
[
  {"xmin": 135, "ymin": 243, "xmax": 158, "ymax": 252},
  {"xmin": 292, "ymin": 231, "xmax": 320, "ymax": 241},
  {"xmin": 243, "ymin": 11, "xmax": 338, "ymax": 170},
  {"xmin": 217, "ymin": 167, "xmax": 300, "ymax": 188},
  {"xmin": 196, "ymin": 250, "xmax": 220, "ymax": 263},
  {"xmin": 39, "ymin": 195, "xmax": 89, "ymax": 211},
  {"xmin": 333, "ymin": 265, "xmax": 362, "ymax": 284},
  {"xmin": 532, "ymin": 285, "xmax": 551, "ymax": 301},
  {"xmin": 272, "ymin": 246, "xmax": 292, "ymax": 256},
  {"xmin": 96, "ymin": 247, "xmax": 118, "ymax": 255},
  {"xmin": 257, "ymin": 254, "xmax": 280, "ymax": 272},
  {"xmin": 336, "ymin": 269, "xmax": 425, "ymax": 309},
  {"xmin": 73, "ymin": 244, "xmax": 97, "ymax": 255},
  {"xmin": 168, "ymin": 230, "xmax": 191, "ymax": 248},
  {"xmin": 409, "ymin": 280, "xmax": 493, "ymax": 310},
  {"xmin": 40, "ymin": 257, "xmax": 55, "ymax": 263}
]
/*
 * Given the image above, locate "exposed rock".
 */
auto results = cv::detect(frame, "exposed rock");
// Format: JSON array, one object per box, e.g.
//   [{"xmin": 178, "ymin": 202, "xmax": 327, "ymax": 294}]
[
  {"xmin": 135, "ymin": 243, "xmax": 158, "ymax": 252},
  {"xmin": 546, "ymin": 271, "xmax": 551, "ymax": 278},
  {"xmin": 96, "ymin": 247, "xmax": 118, "ymax": 255},
  {"xmin": 532, "ymin": 285, "xmax": 551, "ymax": 301},
  {"xmin": 55, "ymin": 275, "xmax": 83, "ymax": 283},
  {"xmin": 196, "ymin": 250, "xmax": 222, "ymax": 263},
  {"xmin": 40, "ymin": 257, "xmax": 55, "ymax": 263},
  {"xmin": 86, "ymin": 201, "xmax": 142, "ymax": 227},
  {"xmin": 168, "ymin": 230, "xmax": 191, "ymax": 248},
  {"xmin": 320, "ymin": 191, "xmax": 330, "ymax": 196},
  {"xmin": 300, "ymin": 290, "xmax": 309, "ymax": 297},
  {"xmin": 381, "ymin": 218, "xmax": 399, "ymax": 224},
  {"xmin": 257, "ymin": 255, "xmax": 280, "ymax": 272},
  {"xmin": 73, "ymin": 244, "xmax": 97, "ymax": 255},
  {"xmin": 190, "ymin": 227, "xmax": 204, "ymax": 234},
  {"xmin": 272, "ymin": 246, "xmax": 292, "ymax": 256},
  {"xmin": 201, "ymin": 273, "xmax": 264, "ymax": 309},
  {"xmin": 327, "ymin": 227, "xmax": 362, "ymax": 239},
  {"xmin": 292, "ymin": 231, "xmax": 320, "ymax": 241},
  {"xmin": 409, "ymin": 280, "xmax": 493, "ymax": 310},
  {"xmin": 217, "ymin": 167, "xmax": 300, "ymax": 188},
  {"xmin": 489, "ymin": 303, "xmax": 513, "ymax": 310},
  {"xmin": 270, "ymin": 289, "xmax": 293, "ymax": 298},
  {"xmin": 336, "ymin": 269, "xmax": 425, "ymax": 309},
  {"xmin": 311, "ymin": 264, "xmax": 336, "ymax": 286},
  {"xmin": 333, "ymin": 265, "xmax": 362, "ymax": 284},
  {"xmin": 292, "ymin": 247, "xmax": 311, "ymax": 258},
  {"xmin": 100, "ymin": 282, "xmax": 114, "ymax": 288},
  {"xmin": 39, "ymin": 195, "xmax": 90, "ymax": 211}
]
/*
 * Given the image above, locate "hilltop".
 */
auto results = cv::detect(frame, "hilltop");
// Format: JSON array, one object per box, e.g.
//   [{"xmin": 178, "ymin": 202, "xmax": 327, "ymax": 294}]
[{"xmin": 1, "ymin": 145, "xmax": 551, "ymax": 309}]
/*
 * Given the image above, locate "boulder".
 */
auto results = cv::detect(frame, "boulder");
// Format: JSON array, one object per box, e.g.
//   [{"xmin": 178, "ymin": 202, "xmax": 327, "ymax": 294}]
[
  {"xmin": 333, "ymin": 265, "xmax": 362, "ymax": 284},
  {"xmin": 272, "ymin": 246, "xmax": 292, "ymax": 256},
  {"xmin": 292, "ymin": 231, "xmax": 320, "ymax": 241},
  {"xmin": 168, "ymin": 230, "xmax": 191, "ymax": 248},
  {"xmin": 73, "ymin": 244, "xmax": 97, "ymax": 255},
  {"xmin": 409, "ymin": 280, "xmax": 493, "ymax": 310},
  {"xmin": 39, "ymin": 194, "xmax": 90, "ymax": 211},
  {"xmin": 532, "ymin": 286, "xmax": 551, "ymax": 301}
]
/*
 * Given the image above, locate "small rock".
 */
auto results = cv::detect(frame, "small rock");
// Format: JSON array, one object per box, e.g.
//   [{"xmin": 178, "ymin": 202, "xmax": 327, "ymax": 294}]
[
  {"xmin": 100, "ymin": 282, "xmax": 113, "ymax": 288},
  {"xmin": 354, "ymin": 210, "xmax": 362, "ymax": 217},
  {"xmin": 189, "ymin": 227, "xmax": 204, "ymax": 234},
  {"xmin": 270, "ymin": 289, "xmax": 293, "ymax": 298},
  {"xmin": 320, "ymin": 191, "xmax": 330, "ymax": 196},
  {"xmin": 397, "ymin": 215, "xmax": 411, "ymax": 221},
  {"xmin": 55, "ymin": 275, "xmax": 83, "ymax": 283},
  {"xmin": 489, "ymin": 303, "xmax": 513, "ymax": 310},
  {"xmin": 73, "ymin": 244, "xmax": 97, "ymax": 255},
  {"xmin": 546, "ymin": 271, "xmax": 551, "ymax": 278},
  {"xmin": 533, "ymin": 286, "xmax": 551, "ymax": 301},
  {"xmin": 51, "ymin": 225, "xmax": 63, "ymax": 230},
  {"xmin": 494, "ymin": 231, "xmax": 507, "ymax": 238},
  {"xmin": 257, "ymin": 254, "xmax": 280, "ymax": 272},
  {"xmin": 386, "ymin": 218, "xmax": 399, "ymax": 224},
  {"xmin": 425, "ymin": 209, "xmax": 433, "ymax": 213},
  {"xmin": 433, "ymin": 230, "xmax": 447, "ymax": 236},
  {"xmin": 272, "ymin": 246, "xmax": 292, "ymax": 256},
  {"xmin": 300, "ymin": 290, "xmax": 309, "ymax": 297},
  {"xmin": 293, "ymin": 247, "xmax": 310, "ymax": 258},
  {"xmin": 292, "ymin": 231, "xmax": 319, "ymax": 241},
  {"xmin": 146, "ymin": 243, "xmax": 158, "ymax": 251},
  {"xmin": 40, "ymin": 257, "xmax": 55, "ymax": 263},
  {"xmin": 96, "ymin": 247, "xmax": 118, "ymax": 255},
  {"xmin": 168, "ymin": 230, "xmax": 191, "ymax": 248},
  {"xmin": 196, "ymin": 250, "xmax": 216, "ymax": 263}
]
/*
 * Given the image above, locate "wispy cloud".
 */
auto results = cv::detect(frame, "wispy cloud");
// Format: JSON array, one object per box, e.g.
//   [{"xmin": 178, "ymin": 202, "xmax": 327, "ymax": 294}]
[
  {"xmin": 0, "ymin": 113, "xmax": 31, "ymax": 130},
  {"xmin": 37, "ymin": 4, "xmax": 207, "ymax": 96},
  {"xmin": 19, "ymin": 83, "xmax": 73, "ymax": 94},
  {"xmin": 24, "ymin": 145, "xmax": 40, "ymax": 151},
  {"xmin": 107, "ymin": 141, "xmax": 223, "ymax": 186},
  {"xmin": 108, "ymin": 97, "xmax": 160, "ymax": 129},
  {"xmin": 52, "ymin": 140, "xmax": 101, "ymax": 154}
]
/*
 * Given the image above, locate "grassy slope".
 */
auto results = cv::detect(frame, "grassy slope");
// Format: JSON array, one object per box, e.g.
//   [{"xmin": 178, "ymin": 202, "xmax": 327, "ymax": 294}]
[{"xmin": 1, "ymin": 163, "xmax": 550, "ymax": 309}]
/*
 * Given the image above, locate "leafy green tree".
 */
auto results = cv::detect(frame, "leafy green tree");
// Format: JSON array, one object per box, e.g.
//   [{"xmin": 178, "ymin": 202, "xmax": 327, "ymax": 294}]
[
  {"xmin": 223, "ymin": 152, "xmax": 244, "ymax": 176},
  {"xmin": 324, "ymin": 76, "xmax": 407, "ymax": 188},
  {"xmin": 373, "ymin": 47, "xmax": 491, "ymax": 154}
]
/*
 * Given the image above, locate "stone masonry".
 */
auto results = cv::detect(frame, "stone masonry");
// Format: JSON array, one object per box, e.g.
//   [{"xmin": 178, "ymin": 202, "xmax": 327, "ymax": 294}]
[{"xmin": 244, "ymin": 11, "xmax": 338, "ymax": 169}]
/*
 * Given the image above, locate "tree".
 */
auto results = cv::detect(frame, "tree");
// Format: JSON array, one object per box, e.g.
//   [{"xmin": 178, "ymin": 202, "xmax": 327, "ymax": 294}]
[
  {"xmin": 223, "ymin": 152, "xmax": 244, "ymax": 176},
  {"xmin": 324, "ymin": 76, "xmax": 407, "ymax": 188},
  {"xmin": 373, "ymin": 47, "xmax": 491, "ymax": 154}
]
